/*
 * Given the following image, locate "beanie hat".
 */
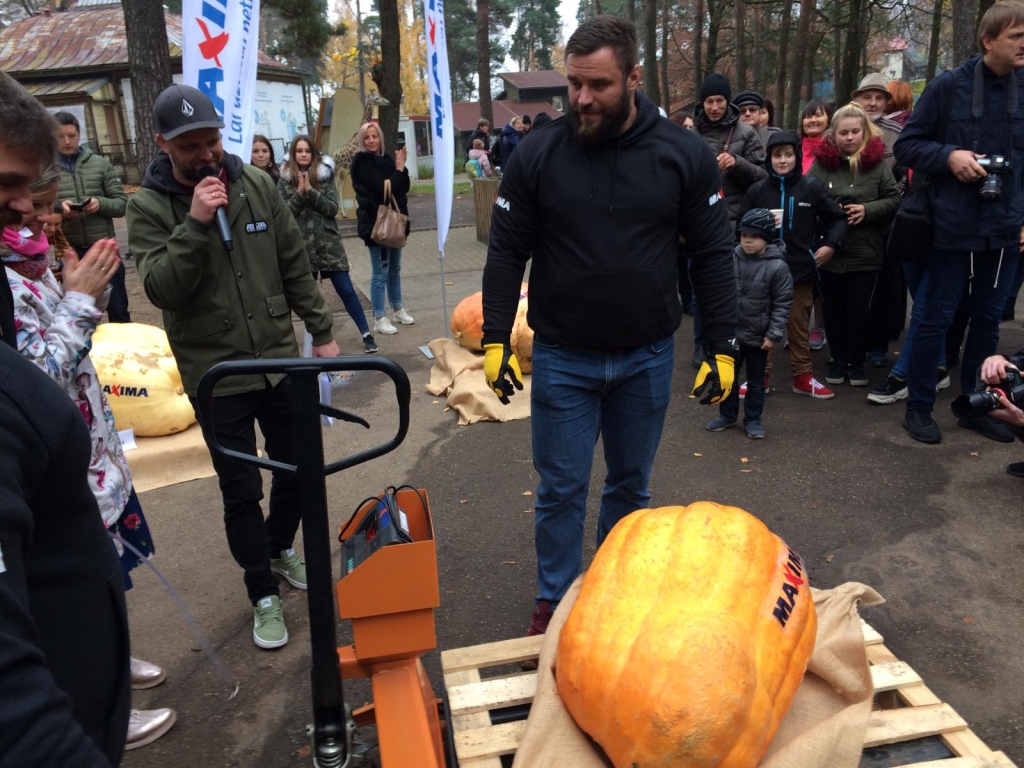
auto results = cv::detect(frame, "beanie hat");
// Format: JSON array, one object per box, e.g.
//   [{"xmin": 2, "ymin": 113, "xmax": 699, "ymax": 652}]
[
  {"xmin": 737, "ymin": 208, "xmax": 777, "ymax": 242},
  {"xmin": 700, "ymin": 73, "xmax": 732, "ymax": 105},
  {"xmin": 522, "ymin": 114, "xmax": 532, "ymax": 125},
  {"xmin": 733, "ymin": 89, "xmax": 764, "ymax": 109}
]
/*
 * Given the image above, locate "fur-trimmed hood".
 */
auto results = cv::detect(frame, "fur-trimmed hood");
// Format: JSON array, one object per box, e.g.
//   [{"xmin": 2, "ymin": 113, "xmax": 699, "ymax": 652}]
[
  {"xmin": 279, "ymin": 154, "xmax": 336, "ymax": 184},
  {"xmin": 812, "ymin": 133, "xmax": 885, "ymax": 172}
]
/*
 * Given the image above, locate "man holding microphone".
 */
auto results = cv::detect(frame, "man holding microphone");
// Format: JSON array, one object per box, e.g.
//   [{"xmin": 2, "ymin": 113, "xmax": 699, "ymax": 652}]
[{"xmin": 128, "ymin": 84, "xmax": 338, "ymax": 649}]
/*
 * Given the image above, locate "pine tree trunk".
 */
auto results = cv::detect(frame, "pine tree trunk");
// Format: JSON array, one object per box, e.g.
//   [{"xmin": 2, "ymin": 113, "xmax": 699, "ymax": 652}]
[
  {"xmin": 836, "ymin": 0, "xmax": 863, "ymax": 105},
  {"xmin": 705, "ymin": 0, "xmax": 722, "ymax": 77},
  {"xmin": 477, "ymin": 0, "xmax": 493, "ymax": 124},
  {"xmin": 644, "ymin": 0, "xmax": 662, "ymax": 105},
  {"xmin": 953, "ymin": 0, "xmax": 977, "ymax": 64},
  {"xmin": 661, "ymin": 0, "xmax": 670, "ymax": 108},
  {"xmin": 927, "ymin": 0, "xmax": 945, "ymax": 81},
  {"xmin": 375, "ymin": 0, "xmax": 403, "ymax": 153},
  {"xmin": 123, "ymin": 0, "xmax": 172, "ymax": 171},
  {"xmin": 752, "ymin": 9, "xmax": 763, "ymax": 90},
  {"xmin": 628, "ymin": 0, "xmax": 637, "ymax": 24},
  {"xmin": 595, "ymin": 0, "xmax": 603, "ymax": 15},
  {"xmin": 774, "ymin": 0, "xmax": 792, "ymax": 128},
  {"xmin": 734, "ymin": 0, "xmax": 746, "ymax": 90},
  {"xmin": 787, "ymin": 0, "xmax": 813, "ymax": 130},
  {"xmin": 694, "ymin": 0, "xmax": 704, "ymax": 100},
  {"xmin": 833, "ymin": 16, "xmax": 842, "ymax": 97},
  {"xmin": 977, "ymin": 0, "xmax": 995, "ymax": 28}
]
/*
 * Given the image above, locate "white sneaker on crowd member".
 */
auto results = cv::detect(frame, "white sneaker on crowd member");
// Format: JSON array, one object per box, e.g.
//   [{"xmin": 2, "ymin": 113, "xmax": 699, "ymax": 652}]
[
  {"xmin": 374, "ymin": 316, "xmax": 398, "ymax": 334},
  {"xmin": 130, "ymin": 657, "xmax": 167, "ymax": 689},
  {"xmin": 125, "ymin": 708, "xmax": 177, "ymax": 750},
  {"xmin": 393, "ymin": 308, "xmax": 415, "ymax": 325}
]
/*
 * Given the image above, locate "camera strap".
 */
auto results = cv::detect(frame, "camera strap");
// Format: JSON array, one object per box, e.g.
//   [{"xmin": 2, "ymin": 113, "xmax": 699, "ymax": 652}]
[{"xmin": 970, "ymin": 58, "xmax": 1017, "ymax": 165}]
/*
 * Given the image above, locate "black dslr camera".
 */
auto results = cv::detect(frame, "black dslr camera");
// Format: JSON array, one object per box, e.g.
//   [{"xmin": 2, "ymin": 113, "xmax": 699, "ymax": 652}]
[
  {"xmin": 976, "ymin": 155, "xmax": 1011, "ymax": 201},
  {"xmin": 951, "ymin": 368, "xmax": 1024, "ymax": 419}
]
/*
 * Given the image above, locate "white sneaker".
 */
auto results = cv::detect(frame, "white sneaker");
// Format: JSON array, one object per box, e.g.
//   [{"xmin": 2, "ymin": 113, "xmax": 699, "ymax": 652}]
[
  {"xmin": 393, "ymin": 308, "xmax": 415, "ymax": 325},
  {"xmin": 374, "ymin": 316, "xmax": 398, "ymax": 334}
]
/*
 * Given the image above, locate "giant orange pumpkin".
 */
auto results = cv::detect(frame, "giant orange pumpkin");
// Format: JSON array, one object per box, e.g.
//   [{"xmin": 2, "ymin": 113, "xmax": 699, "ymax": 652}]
[
  {"xmin": 449, "ymin": 284, "xmax": 528, "ymax": 351},
  {"xmin": 555, "ymin": 503, "xmax": 816, "ymax": 768}
]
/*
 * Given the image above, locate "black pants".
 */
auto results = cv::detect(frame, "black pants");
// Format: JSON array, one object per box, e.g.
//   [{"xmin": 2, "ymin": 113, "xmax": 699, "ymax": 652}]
[
  {"xmin": 76, "ymin": 247, "xmax": 130, "ymax": 322},
  {"xmin": 191, "ymin": 379, "xmax": 301, "ymax": 603},
  {"xmin": 869, "ymin": 249, "xmax": 904, "ymax": 352},
  {"xmin": 820, "ymin": 270, "xmax": 879, "ymax": 367}
]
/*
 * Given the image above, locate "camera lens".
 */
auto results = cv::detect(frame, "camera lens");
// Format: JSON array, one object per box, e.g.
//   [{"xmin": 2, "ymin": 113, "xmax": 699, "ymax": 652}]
[
  {"xmin": 980, "ymin": 174, "xmax": 1002, "ymax": 200},
  {"xmin": 951, "ymin": 391, "xmax": 1002, "ymax": 419}
]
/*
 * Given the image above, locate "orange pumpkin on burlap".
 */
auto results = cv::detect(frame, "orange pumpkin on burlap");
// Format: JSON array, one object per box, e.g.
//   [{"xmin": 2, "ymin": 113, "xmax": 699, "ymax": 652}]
[
  {"xmin": 450, "ymin": 284, "xmax": 528, "ymax": 351},
  {"xmin": 555, "ymin": 503, "xmax": 817, "ymax": 768}
]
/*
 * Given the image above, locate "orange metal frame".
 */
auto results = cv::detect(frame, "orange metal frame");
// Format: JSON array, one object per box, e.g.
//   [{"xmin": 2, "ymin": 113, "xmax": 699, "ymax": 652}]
[{"xmin": 336, "ymin": 488, "xmax": 446, "ymax": 767}]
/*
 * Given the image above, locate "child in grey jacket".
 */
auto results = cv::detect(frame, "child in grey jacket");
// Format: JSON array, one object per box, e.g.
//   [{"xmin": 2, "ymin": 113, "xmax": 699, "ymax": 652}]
[{"xmin": 707, "ymin": 208, "xmax": 794, "ymax": 438}]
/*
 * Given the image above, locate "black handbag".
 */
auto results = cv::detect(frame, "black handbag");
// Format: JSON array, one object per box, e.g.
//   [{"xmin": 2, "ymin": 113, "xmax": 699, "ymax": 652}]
[{"xmin": 887, "ymin": 72, "xmax": 959, "ymax": 262}]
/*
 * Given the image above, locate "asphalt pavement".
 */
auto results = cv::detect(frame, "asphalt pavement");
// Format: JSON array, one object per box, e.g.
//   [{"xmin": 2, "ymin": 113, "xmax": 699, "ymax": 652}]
[{"xmin": 116, "ymin": 222, "xmax": 1024, "ymax": 767}]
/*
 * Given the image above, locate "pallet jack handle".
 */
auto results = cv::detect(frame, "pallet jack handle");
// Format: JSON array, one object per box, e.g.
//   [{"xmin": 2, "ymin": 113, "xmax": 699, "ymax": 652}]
[{"xmin": 197, "ymin": 357, "xmax": 411, "ymax": 768}]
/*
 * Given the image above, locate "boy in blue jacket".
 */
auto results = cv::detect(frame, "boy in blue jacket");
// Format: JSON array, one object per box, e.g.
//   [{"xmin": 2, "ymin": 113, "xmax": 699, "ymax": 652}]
[{"xmin": 741, "ymin": 130, "xmax": 848, "ymax": 399}]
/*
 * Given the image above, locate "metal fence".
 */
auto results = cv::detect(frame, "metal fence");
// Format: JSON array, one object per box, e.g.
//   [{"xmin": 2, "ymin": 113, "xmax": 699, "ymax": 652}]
[{"xmin": 100, "ymin": 142, "xmax": 143, "ymax": 186}]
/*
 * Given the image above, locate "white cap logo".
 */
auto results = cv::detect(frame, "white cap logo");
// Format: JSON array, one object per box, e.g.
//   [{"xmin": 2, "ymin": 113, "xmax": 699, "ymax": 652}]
[{"xmin": 181, "ymin": 99, "xmax": 194, "ymax": 117}]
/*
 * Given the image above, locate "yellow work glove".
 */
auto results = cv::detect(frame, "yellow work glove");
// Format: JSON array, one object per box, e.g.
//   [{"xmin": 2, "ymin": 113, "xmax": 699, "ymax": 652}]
[
  {"xmin": 692, "ymin": 340, "xmax": 738, "ymax": 404},
  {"xmin": 483, "ymin": 342, "xmax": 524, "ymax": 404}
]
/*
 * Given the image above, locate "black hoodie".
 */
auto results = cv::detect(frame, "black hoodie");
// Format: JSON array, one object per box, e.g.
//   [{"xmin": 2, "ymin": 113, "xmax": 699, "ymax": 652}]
[
  {"xmin": 739, "ymin": 130, "xmax": 848, "ymax": 284},
  {"xmin": 482, "ymin": 92, "xmax": 736, "ymax": 350}
]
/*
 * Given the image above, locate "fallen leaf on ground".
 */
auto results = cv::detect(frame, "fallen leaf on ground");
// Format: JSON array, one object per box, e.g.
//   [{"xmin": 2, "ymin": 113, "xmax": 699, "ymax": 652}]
[
  {"xmin": 501, "ymin": 560, "xmax": 517, "ymax": 565},
  {"xmin": 694, "ymin": 452, "xmax": 703, "ymax": 457},
  {"xmin": 297, "ymin": 746, "xmax": 312, "ymax": 758},
  {"xmin": 740, "ymin": 457, "xmax": 749, "ymax": 463},
  {"xmin": 825, "ymin": 555, "xmax": 834, "ymax": 563},
  {"xmin": 460, "ymin": 499, "xmax": 468, "ymax": 504},
  {"xmin": 432, "ymin": 400, "xmax": 439, "ymax": 405},
  {"xmin": 445, "ymin": 282, "xmax": 454, "ymax": 286},
  {"xmin": 739, "ymin": 469, "xmax": 753, "ymax": 473},
  {"xmin": 970, "ymin": 451, "xmax": 979, "ymax": 457},
  {"xmin": 522, "ymin": 491, "xmax": 533, "ymax": 496},
  {"xmin": 963, "ymin": 616, "xmax": 977, "ymax": 625}
]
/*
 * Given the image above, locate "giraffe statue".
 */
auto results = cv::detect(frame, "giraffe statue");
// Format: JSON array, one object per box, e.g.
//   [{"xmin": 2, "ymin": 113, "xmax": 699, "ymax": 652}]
[{"xmin": 332, "ymin": 91, "xmax": 390, "ymax": 218}]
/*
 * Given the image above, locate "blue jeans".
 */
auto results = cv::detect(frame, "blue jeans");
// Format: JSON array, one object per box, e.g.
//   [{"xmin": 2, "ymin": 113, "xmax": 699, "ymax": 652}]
[
  {"xmin": 907, "ymin": 247, "xmax": 1019, "ymax": 412},
  {"xmin": 531, "ymin": 335, "xmax": 674, "ymax": 604},
  {"xmin": 719, "ymin": 345, "xmax": 768, "ymax": 424},
  {"xmin": 890, "ymin": 260, "xmax": 945, "ymax": 380},
  {"xmin": 368, "ymin": 245, "xmax": 404, "ymax": 318},
  {"xmin": 319, "ymin": 270, "xmax": 369, "ymax": 335}
]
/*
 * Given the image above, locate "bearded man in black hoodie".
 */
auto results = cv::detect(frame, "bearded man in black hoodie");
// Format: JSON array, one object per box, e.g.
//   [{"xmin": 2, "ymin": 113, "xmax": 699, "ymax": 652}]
[{"xmin": 481, "ymin": 15, "xmax": 738, "ymax": 639}]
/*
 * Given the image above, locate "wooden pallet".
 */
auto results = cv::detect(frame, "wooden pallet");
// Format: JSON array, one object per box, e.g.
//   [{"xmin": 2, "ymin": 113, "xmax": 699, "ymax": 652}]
[{"xmin": 440, "ymin": 621, "xmax": 1017, "ymax": 768}]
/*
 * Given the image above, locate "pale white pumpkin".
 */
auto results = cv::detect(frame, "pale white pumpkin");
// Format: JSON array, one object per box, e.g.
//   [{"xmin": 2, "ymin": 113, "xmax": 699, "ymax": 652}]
[{"xmin": 91, "ymin": 323, "xmax": 196, "ymax": 437}]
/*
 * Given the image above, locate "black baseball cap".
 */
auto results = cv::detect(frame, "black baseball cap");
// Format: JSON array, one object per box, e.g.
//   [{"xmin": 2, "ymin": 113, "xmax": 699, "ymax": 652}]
[{"xmin": 153, "ymin": 84, "xmax": 224, "ymax": 140}]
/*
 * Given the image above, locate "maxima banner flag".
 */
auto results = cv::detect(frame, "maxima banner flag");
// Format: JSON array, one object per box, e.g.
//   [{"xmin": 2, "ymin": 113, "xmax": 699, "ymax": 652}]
[
  {"xmin": 182, "ymin": 0, "xmax": 261, "ymax": 159},
  {"xmin": 423, "ymin": 0, "xmax": 454, "ymax": 254}
]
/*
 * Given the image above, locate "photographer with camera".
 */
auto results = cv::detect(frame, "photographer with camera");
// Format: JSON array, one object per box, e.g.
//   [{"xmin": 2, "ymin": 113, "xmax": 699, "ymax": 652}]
[
  {"xmin": 967, "ymin": 351, "xmax": 1024, "ymax": 475},
  {"xmin": 893, "ymin": 1, "xmax": 1024, "ymax": 445}
]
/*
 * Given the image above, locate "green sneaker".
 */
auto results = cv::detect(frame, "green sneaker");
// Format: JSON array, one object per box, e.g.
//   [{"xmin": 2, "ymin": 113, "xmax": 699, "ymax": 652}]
[
  {"xmin": 270, "ymin": 548, "xmax": 307, "ymax": 590},
  {"xmin": 253, "ymin": 595, "xmax": 288, "ymax": 649}
]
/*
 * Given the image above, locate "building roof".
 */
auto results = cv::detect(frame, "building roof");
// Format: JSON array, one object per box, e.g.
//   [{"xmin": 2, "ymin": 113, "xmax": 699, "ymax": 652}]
[
  {"xmin": 452, "ymin": 99, "xmax": 563, "ymax": 132},
  {"xmin": 498, "ymin": 71, "xmax": 568, "ymax": 90},
  {"xmin": 0, "ymin": 4, "xmax": 284, "ymax": 75},
  {"xmin": 21, "ymin": 76, "xmax": 110, "ymax": 96}
]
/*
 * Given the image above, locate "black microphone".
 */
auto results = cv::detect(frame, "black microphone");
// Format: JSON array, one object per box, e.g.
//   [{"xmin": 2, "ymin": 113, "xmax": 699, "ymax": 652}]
[{"xmin": 198, "ymin": 166, "xmax": 233, "ymax": 252}]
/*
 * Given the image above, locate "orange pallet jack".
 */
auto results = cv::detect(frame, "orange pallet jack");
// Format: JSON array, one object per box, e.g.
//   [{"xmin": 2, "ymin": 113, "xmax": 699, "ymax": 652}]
[{"xmin": 198, "ymin": 357, "xmax": 453, "ymax": 767}]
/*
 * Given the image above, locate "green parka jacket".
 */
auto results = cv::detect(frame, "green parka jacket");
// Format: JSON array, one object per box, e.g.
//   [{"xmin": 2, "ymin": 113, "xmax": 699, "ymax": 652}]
[
  {"xmin": 127, "ymin": 152, "xmax": 334, "ymax": 396},
  {"xmin": 276, "ymin": 156, "xmax": 349, "ymax": 272},
  {"xmin": 56, "ymin": 147, "xmax": 128, "ymax": 248},
  {"xmin": 808, "ymin": 134, "xmax": 901, "ymax": 274}
]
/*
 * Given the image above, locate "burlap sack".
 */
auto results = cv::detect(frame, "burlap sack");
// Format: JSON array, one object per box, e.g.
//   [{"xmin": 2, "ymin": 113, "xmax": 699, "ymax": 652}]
[
  {"xmin": 513, "ymin": 579, "xmax": 884, "ymax": 768},
  {"xmin": 426, "ymin": 338, "xmax": 532, "ymax": 425}
]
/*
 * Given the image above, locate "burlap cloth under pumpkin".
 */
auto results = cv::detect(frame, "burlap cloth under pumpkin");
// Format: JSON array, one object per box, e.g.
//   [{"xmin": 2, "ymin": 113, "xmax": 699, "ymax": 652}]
[
  {"xmin": 425, "ymin": 338, "xmax": 532, "ymax": 425},
  {"xmin": 513, "ymin": 579, "xmax": 884, "ymax": 768}
]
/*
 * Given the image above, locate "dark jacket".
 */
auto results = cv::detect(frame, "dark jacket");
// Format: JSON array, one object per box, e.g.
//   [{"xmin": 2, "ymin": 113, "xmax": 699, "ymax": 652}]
[
  {"xmin": 350, "ymin": 151, "xmax": 411, "ymax": 247},
  {"xmin": 0, "ymin": 278, "xmax": 14, "ymax": 348},
  {"xmin": 55, "ymin": 147, "xmax": 128, "ymax": 249},
  {"xmin": 0, "ymin": 341, "xmax": 130, "ymax": 767},
  {"xmin": 741, "ymin": 131, "xmax": 848, "ymax": 283},
  {"xmin": 501, "ymin": 123, "xmax": 522, "ymax": 166},
  {"xmin": 482, "ymin": 92, "xmax": 736, "ymax": 350},
  {"xmin": 694, "ymin": 103, "xmax": 767, "ymax": 222},
  {"xmin": 894, "ymin": 55, "xmax": 1024, "ymax": 252},
  {"xmin": 128, "ymin": 152, "xmax": 334, "ymax": 396},
  {"xmin": 733, "ymin": 240, "xmax": 794, "ymax": 347},
  {"xmin": 808, "ymin": 134, "xmax": 901, "ymax": 273},
  {"xmin": 277, "ymin": 156, "xmax": 349, "ymax": 272},
  {"xmin": 464, "ymin": 127, "xmax": 491, "ymax": 160}
]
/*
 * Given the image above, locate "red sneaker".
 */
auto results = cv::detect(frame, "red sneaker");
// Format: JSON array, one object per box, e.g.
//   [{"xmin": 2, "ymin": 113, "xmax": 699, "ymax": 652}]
[
  {"xmin": 522, "ymin": 600, "xmax": 554, "ymax": 670},
  {"xmin": 738, "ymin": 377, "xmax": 769, "ymax": 400},
  {"xmin": 527, "ymin": 600, "xmax": 554, "ymax": 636},
  {"xmin": 792, "ymin": 374, "xmax": 835, "ymax": 399}
]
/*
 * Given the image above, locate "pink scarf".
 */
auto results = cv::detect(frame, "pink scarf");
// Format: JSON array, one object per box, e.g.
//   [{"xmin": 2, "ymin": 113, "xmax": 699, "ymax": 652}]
[{"xmin": 1, "ymin": 227, "xmax": 51, "ymax": 280}]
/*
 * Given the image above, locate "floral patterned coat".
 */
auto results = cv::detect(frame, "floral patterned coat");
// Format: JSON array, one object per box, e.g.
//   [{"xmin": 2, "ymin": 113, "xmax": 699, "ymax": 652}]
[{"xmin": 5, "ymin": 265, "xmax": 131, "ymax": 528}]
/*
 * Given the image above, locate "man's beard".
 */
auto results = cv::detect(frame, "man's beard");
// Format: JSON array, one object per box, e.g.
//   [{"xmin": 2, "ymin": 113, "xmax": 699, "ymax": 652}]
[
  {"xmin": 172, "ymin": 155, "xmax": 222, "ymax": 183},
  {"xmin": 568, "ymin": 85, "xmax": 633, "ymax": 147}
]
